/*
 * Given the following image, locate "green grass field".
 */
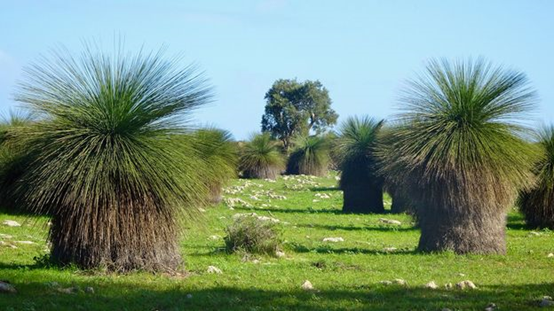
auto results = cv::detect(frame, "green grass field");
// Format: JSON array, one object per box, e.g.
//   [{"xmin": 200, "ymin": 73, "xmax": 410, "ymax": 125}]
[{"xmin": 1, "ymin": 173, "xmax": 553, "ymax": 310}]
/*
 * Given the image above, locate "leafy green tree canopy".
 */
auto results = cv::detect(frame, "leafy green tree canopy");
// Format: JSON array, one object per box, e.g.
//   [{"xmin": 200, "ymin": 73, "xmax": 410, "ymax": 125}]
[{"xmin": 261, "ymin": 79, "xmax": 338, "ymax": 150}]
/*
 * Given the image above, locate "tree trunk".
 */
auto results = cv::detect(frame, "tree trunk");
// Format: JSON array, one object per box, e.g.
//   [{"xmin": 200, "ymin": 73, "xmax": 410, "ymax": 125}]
[
  {"xmin": 209, "ymin": 182, "xmax": 223, "ymax": 204},
  {"xmin": 417, "ymin": 206, "xmax": 507, "ymax": 254},
  {"xmin": 391, "ymin": 191, "xmax": 410, "ymax": 214},
  {"xmin": 342, "ymin": 184, "xmax": 384, "ymax": 214},
  {"xmin": 519, "ymin": 191, "xmax": 554, "ymax": 229},
  {"xmin": 49, "ymin": 206, "xmax": 182, "ymax": 272}
]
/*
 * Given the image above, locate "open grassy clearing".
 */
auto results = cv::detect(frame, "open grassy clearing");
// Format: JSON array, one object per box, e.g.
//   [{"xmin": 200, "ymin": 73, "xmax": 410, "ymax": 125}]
[{"xmin": 1, "ymin": 173, "xmax": 553, "ymax": 310}]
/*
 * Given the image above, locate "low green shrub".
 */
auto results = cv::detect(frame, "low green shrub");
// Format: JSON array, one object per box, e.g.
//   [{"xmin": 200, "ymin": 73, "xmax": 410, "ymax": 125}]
[{"xmin": 224, "ymin": 214, "xmax": 282, "ymax": 255}]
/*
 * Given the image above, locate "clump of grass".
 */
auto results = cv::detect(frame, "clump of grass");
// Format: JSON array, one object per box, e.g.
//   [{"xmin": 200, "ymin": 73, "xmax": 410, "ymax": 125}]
[
  {"xmin": 286, "ymin": 135, "xmax": 330, "ymax": 176},
  {"xmin": 224, "ymin": 214, "xmax": 282, "ymax": 255},
  {"xmin": 239, "ymin": 133, "xmax": 285, "ymax": 180}
]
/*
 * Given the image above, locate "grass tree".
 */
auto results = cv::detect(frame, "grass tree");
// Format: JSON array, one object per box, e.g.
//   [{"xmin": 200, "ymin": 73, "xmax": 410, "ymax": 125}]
[
  {"xmin": 381, "ymin": 58, "xmax": 537, "ymax": 254},
  {"xmin": 239, "ymin": 133, "xmax": 285, "ymax": 180},
  {"xmin": 0, "ymin": 111, "xmax": 36, "ymax": 213},
  {"xmin": 335, "ymin": 116, "xmax": 385, "ymax": 214},
  {"xmin": 192, "ymin": 128, "xmax": 238, "ymax": 204},
  {"xmin": 286, "ymin": 135, "xmax": 330, "ymax": 176},
  {"xmin": 518, "ymin": 126, "xmax": 554, "ymax": 229},
  {"xmin": 14, "ymin": 44, "xmax": 214, "ymax": 271}
]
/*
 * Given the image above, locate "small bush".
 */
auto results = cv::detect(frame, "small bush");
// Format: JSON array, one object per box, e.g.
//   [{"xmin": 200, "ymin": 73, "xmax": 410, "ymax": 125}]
[{"xmin": 224, "ymin": 214, "xmax": 282, "ymax": 255}]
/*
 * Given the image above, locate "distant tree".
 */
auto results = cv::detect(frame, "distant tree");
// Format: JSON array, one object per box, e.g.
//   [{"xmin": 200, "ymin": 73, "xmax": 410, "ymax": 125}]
[{"xmin": 261, "ymin": 79, "xmax": 338, "ymax": 150}]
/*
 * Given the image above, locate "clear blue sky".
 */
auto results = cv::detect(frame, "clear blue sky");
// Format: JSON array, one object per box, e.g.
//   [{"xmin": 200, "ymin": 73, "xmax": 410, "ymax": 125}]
[{"xmin": 1, "ymin": 0, "xmax": 553, "ymax": 139}]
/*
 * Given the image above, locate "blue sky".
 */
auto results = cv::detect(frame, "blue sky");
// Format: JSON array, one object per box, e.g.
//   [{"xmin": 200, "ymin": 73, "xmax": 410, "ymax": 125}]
[{"xmin": 1, "ymin": 0, "xmax": 553, "ymax": 139}]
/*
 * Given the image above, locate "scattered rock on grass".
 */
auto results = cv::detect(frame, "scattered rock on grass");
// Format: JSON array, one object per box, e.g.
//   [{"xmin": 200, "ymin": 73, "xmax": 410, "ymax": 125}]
[
  {"xmin": 322, "ymin": 237, "xmax": 344, "ymax": 243},
  {"xmin": 207, "ymin": 266, "xmax": 222, "ymax": 274},
  {"xmin": 301, "ymin": 280, "xmax": 314, "ymax": 291},
  {"xmin": 379, "ymin": 218, "xmax": 402, "ymax": 225},
  {"xmin": 57, "ymin": 286, "xmax": 80, "ymax": 294},
  {"xmin": 85, "ymin": 287, "xmax": 94, "ymax": 294},
  {"xmin": 382, "ymin": 247, "xmax": 397, "ymax": 252},
  {"xmin": 547, "ymin": 253, "xmax": 554, "ymax": 258},
  {"xmin": 529, "ymin": 231, "xmax": 542, "ymax": 237},
  {"xmin": 444, "ymin": 283, "xmax": 453, "ymax": 290},
  {"xmin": 485, "ymin": 302, "xmax": 497, "ymax": 311},
  {"xmin": 15, "ymin": 241, "xmax": 35, "ymax": 245},
  {"xmin": 275, "ymin": 250, "xmax": 286, "ymax": 258},
  {"xmin": 392, "ymin": 279, "xmax": 407, "ymax": 286},
  {"xmin": 456, "ymin": 280, "xmax": 477, "ymax": 290},
  {"xmin": 2, "ymin": 220, "xmax": 21, "ymax": 227},
  {"xmin": 424, "ymin": 281, "xmax": 438, "ymax": 289},
  {"xmin": 186, "ymin": 293, "xmax": 193, "ymax": 299},
  {"xmin": 0, "ymin": 281, "xmax": 16, "ymax": 293},
  {"xmin": 380, "ymin": 281, "xmax": 393, "ymax": 285},
  {"xmin": 0, "ymin": 233, "xmax": 13, "ymax": 239},
  {"xmin": 540, "ymin": 296, "xmax": 554, "ymax": 307}
]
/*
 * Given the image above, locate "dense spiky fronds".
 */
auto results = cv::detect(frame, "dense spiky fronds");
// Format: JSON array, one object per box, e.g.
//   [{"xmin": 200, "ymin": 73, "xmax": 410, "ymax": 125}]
[
  {"xmin": 192, "ymin": 127, "xmax": 238, "ymax": 203},
  {"xmin": 381, "ymin": 58, "xmax": 537, "ymax": 253},
  {"xmin": 519, "ymin": 126, "xmax": 554, "ymax": 229},
  {"xmin": 13, "ymin": 44, "xmax": 213, "ymax": 271},
  {"xmin": 239, "ymin": 133, "xmax": 285, "ymax": 180},
  {"xmin": 335, "ymin": 116, "xmax": 384, "ymax": 189},
  {"xmin": 286, "ymin": 135, "xmax": 330, "ymax": 176}
]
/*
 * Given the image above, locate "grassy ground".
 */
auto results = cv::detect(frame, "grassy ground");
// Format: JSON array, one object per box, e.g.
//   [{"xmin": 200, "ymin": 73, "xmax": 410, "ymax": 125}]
[{"xmin": 0, "ymin": 173, "xmax": 553, "ymax": 310}]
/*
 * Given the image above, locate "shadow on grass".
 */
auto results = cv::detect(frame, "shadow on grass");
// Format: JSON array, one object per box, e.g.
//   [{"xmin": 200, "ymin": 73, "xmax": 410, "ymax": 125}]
[
  {"xmin": 0, "ymin": 278, "xmax": 550, "ymax": 311},
  {"xmin": 233, "ymin": 206, "xmax": 342, "ymax": 215},
  {"xmin": 507, "ymin": 213, "xmax": 528, "ymax": 230},
  {"xmin": 309, "ymin": 186, "xmax": 342, "ymax": 192},
  {"xmin": 296, "ymin": 223, "xmax": 417, "ymax": 232},
  {"xmin": 290, "ymin": 243, "xmax": 417, "ymax": 255}
]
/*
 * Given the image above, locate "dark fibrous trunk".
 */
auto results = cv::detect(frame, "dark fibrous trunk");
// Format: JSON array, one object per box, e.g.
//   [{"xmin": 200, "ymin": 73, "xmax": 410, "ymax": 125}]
[
  {"xmin": 417, "ymin": 204, "xmax": 507, "ymax": 254},
  {"xmin": 342, "ymin": 183, "xmax": 384, "ymax": 214},
  {"xmin": 242, "ymin": 165, "xmax": 281, "ymax": 180},
  {"xmin": 519, "ymin": 189, "xmax": 554, "ymax": 229},
  {"xmin": 410, "ymin": 173, "xmax": 514, "ymax": 254},
  {"xmin": 209, "ymin": 182, "xmax": 224, "ymax": 204},
  {"xmin": 49, "ymin": 201, "xmax": 182, "ymax": 272}
]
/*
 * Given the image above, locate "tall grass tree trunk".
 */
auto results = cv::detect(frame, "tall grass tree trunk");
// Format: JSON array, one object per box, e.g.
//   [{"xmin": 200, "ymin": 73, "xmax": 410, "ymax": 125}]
[{"xmin": 342, "ymin": 182, "xmax": 384, "ymax": 214}]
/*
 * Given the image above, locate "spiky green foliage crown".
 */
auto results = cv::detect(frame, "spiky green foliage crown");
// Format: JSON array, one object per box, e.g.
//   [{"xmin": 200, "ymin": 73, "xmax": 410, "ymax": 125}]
[
  {"xmin": 382, "ymin": 58, "xmax": 537, "ymax": 209},
  {"xmin": 239, "ymin": 133, "xmax": 285, "ymax": 179},
  {"xmin": 15, "ymin": 44, "xmax": 214, "ymax": 222},
  {"xmin": 287, "ymin": 135, "xmax": 330, "ymax": 176},
  {"xmin": 335, "ymin": 116, "xmax": 384, "ymax": 188}
]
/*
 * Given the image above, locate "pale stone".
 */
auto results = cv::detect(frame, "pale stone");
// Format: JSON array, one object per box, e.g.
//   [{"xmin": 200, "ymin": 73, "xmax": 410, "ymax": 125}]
[
  {"xmin": 424, "ymin": 281, "xmax": 438, "ymax": 289},
  {"xmin": 2, "ymin": 220, "xmax": 21, "ymax": 227},
  {"xmin": 378, "ymin": 218, "xmax": 402, "ymax": 225},
  {"xmin": 207, "ymin": 266, "xmax": 222, "ymax": 274},
  {"xmin": 322, "ymin": 237, "xmax": 344, "ymax": 242},
  {"xmin": 301, "ymin": 280, "xmax": 314, "ymax": 291}
]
